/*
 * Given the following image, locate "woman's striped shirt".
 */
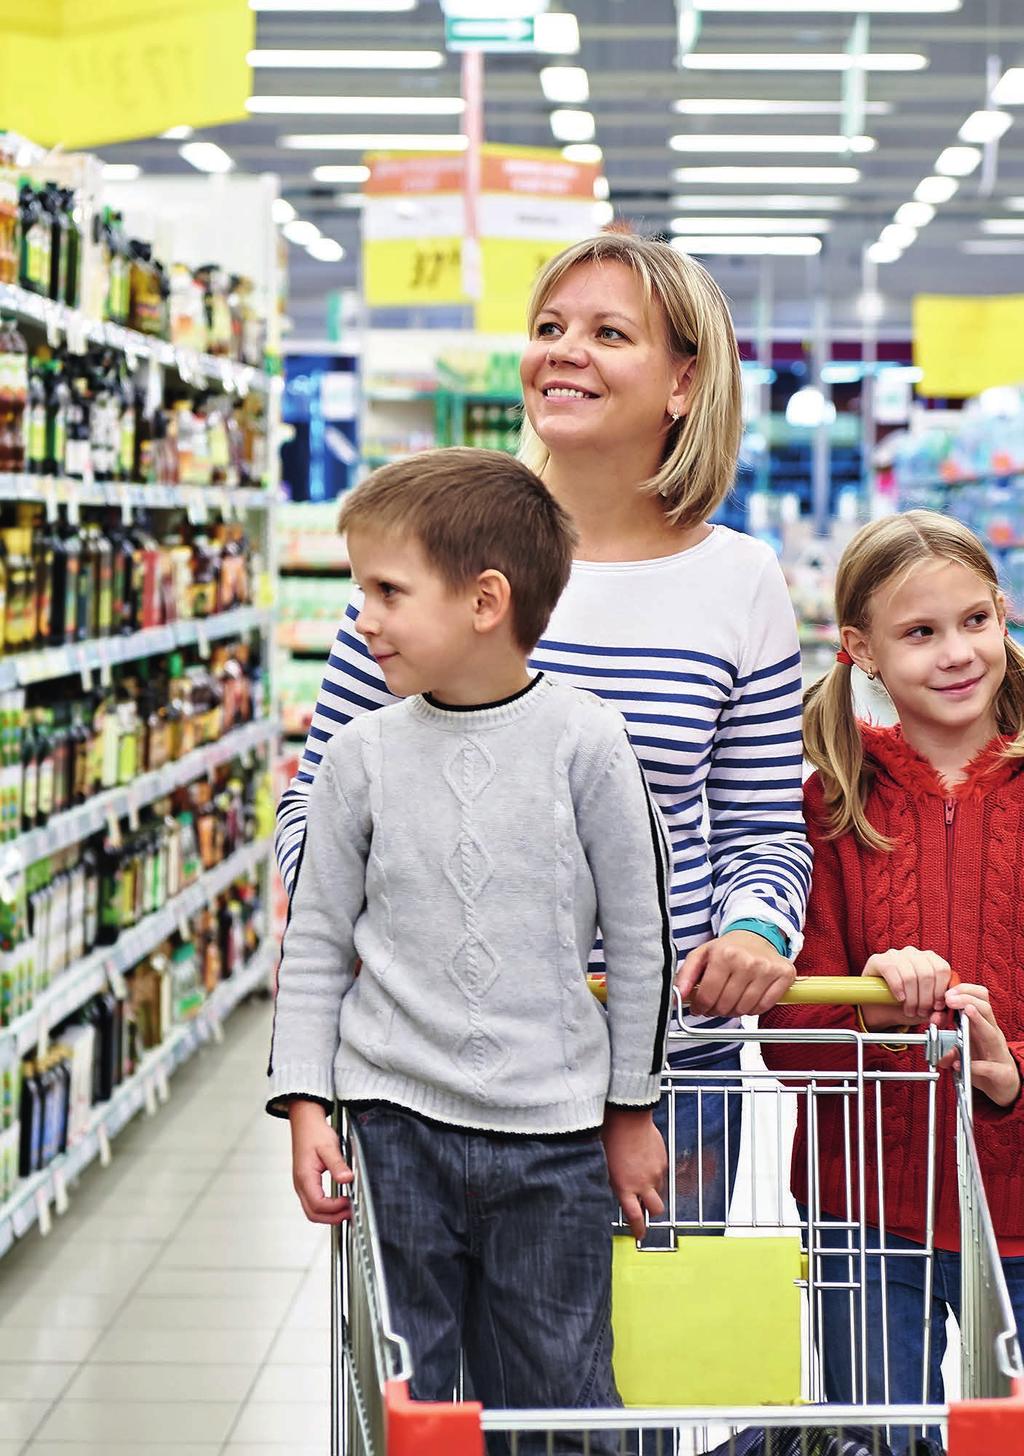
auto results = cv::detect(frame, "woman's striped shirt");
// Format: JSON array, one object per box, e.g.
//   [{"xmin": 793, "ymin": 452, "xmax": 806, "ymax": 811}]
[{"xmin": 275, "ymin": 525, "xmax": 812, "ymax": 1063}]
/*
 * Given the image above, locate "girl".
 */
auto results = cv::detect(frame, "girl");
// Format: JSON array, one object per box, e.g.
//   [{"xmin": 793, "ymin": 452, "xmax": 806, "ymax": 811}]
[
  {"xmin": 762, "ymin": 510, "xmax": 1024, "ymax": 1420},
  {"xmin": 275, "ymin": 233, "xmax": 812, "ymax": 1228}
]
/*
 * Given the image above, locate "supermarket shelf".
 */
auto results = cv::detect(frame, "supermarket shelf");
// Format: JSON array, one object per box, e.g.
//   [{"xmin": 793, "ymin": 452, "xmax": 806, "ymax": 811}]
[
  {"xmin": 277, "ymin": 622, "xmax": 339, "ymax": 653},
  {"xmin": 0, "ymin": 936, "xmax": 276, "ymax": 1260},
  {"xmin": 0, "ymin": 474, "xmax": 272, "ymax": 514},
  {"xmin": 0, "ymin": 282, "xmax": 271, "ymax": 396},
  {"xmin": 9, "ymin": 716, "xmax": 279, "ymax": 868},
  {"xmin": 0, "ymin": 605, "xmax": 273, "ymax": 693},
  {"xmin": 1, "ymin": 836, "xmax": 273, "ymax": 1061},
  {"xmin": 279, "ymin": 558, "xmax": 350, "ymax": 575},
  {"xmin": 365, "ymin": 387, "xmax": 437, "ymax": 403},
  {"xmin": 901, "ymin": 469, "xmax": 1024, "ymax": 491}
]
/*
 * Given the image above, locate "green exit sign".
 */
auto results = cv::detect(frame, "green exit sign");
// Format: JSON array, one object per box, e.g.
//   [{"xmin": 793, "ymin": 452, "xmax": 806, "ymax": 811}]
[{"xmin": 444, "ymin": 15, "xmax": 536, "ymax": 51}]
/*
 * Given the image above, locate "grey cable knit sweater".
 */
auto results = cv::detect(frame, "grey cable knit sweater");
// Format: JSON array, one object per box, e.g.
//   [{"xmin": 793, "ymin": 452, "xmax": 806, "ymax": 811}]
[{"xmin": 266, "ymin": 674, "xmax": 675, "ymax": 1134}]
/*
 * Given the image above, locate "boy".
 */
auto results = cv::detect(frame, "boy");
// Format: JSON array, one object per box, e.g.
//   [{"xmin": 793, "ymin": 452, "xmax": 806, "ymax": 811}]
[{"xmin": 267, "ymin": 448, "xmax": 673, "ymax": 1435}]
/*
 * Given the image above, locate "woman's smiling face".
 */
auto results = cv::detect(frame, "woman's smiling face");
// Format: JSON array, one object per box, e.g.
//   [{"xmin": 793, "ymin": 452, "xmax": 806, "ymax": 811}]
[{"xmin": 519, "ymin": 259, "xmax": 693, "ymax": 461}]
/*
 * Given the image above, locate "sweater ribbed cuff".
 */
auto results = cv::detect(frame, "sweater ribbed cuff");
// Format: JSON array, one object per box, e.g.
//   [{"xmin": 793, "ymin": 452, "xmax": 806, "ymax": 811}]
[
  {"xmin": 266, "ymin": 1062, "xmax": 336, "ymax": 1119},
  {"xmin": 608, "ymin": 1069, "xmax": 663, "ymax": 1106}
]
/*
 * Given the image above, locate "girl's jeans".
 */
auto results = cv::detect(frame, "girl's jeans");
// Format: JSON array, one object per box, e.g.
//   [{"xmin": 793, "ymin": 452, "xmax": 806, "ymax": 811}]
[
  {"xmin": 651, "ymin": 1042, "xmax": 743, "ymax": 1229},
  {"xmin": 352, "ymin": 1102, "xmax": 621, "ymax": 1456}
]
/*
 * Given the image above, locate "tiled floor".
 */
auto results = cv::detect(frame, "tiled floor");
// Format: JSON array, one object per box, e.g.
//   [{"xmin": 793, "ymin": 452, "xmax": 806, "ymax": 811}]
[{"xmin": 0, "ymin": 998, "xmax": 332, "ymax": 1455}]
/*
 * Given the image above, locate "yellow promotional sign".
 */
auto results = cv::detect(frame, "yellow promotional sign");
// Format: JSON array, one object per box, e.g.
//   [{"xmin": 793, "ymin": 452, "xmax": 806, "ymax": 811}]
[
  {"xmin": 0, "ymin": 0, "xmax": 252, "ymax": 149},
  {"xmin": 913, "ymin": 294, "xmax": 1024, "ymax": 398}
]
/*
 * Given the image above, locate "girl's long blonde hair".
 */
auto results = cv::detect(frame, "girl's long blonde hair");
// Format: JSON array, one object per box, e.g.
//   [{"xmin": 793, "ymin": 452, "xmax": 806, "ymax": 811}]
[
  {"xmin": 804, "ymin": 509, "xmax": 1024, "ymax": 851},
  {"xmin": 518, "ymin": 233, "xmax": 742, "ymax": 530}
]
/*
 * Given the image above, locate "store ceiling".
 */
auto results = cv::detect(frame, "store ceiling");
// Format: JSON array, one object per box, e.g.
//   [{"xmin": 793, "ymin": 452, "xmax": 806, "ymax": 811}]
[{"xmin": 98, "ymin": 0, "xmax": 1024, "ymax": 339}]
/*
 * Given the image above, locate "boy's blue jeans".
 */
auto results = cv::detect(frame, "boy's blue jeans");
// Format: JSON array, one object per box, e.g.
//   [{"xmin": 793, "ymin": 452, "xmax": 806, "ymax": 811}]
[
  {"xmin": 351, "ymin": 1102, "xmax": 621, "ymax": 1456},
  {"xmin": 807, "ymin": 1209, "xmax": 1024, "ymax": 1453},
  {"xmin": 652, "ymin": 1043, "xmax": 743, "ymax": 1228}
]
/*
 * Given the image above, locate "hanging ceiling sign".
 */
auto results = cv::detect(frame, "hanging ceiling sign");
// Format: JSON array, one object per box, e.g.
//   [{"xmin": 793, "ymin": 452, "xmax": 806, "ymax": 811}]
[{"xmin": 913, "ymin": 294, "xmax": 1024, "ymax": 398}]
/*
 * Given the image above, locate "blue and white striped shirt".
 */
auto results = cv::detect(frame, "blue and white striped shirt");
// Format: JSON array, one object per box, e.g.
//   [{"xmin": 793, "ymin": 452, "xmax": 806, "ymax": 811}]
[{"xmin": 275, "ymin": 525, "xmax": 811, "ymax": 1061}]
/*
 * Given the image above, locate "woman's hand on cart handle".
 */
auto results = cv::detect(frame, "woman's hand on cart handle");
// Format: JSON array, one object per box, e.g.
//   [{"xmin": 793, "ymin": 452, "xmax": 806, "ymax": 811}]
[
  {"xmin": 858, "ymin": 947, "xmax": 953, "ymax": 1029},
  {"xmin": 674, "ymin": 932, "xmax": 795, "ymax": 1018},
  {"xmin": 941, "ymin": 983, "xmax": 1023, "ymax": 1108},
  {"xmin": 288, "ymin": 1099, "xmax": 355, "ymax": 1225},
  {"xmin": 601, "ymin": 1107, "xmax": 667, "ymax": 1242}
]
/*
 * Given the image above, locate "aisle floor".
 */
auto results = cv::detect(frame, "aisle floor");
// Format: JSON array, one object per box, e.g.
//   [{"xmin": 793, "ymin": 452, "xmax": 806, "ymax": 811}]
[{"xmin": 0, "ymin": 998, "xmax": 333, "ymax": 1455}]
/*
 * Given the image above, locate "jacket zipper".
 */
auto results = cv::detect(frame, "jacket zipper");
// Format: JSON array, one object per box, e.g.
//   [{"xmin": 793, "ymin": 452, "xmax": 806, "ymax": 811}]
[{"xmin": 944, "ymin": 798, "xmax": 955, "ymax": 965}]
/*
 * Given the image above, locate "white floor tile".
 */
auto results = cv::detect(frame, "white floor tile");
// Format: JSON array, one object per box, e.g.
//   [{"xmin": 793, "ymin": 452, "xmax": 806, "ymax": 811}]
[
  {"xmin": 266, "ymin": 1326, "xmax": 330, "ymax": 1365},
  {"xmin": 115, "ymin": 1295, "xmax": 295, "ymax": 1332},
  {"xmin": 228, "ymin": 1400, "xmax": 330, "ymax": 1444},
  {"xmin": 250, "ymin": 1363, "xmax": 331, "ymax": 1402},
  {"xmin": 133, "ymin": 1269, "xmax": 302, "ymax": 1302},
  {"xmin": 0, "ymin": 1294, "xmax": 110, "ymax": 1331},
  {"xmin": 0, "ymin": 1399, "xmax": 50, "ymax": 1441},
  {"xmin": 0, "ymin": 1363, "xmax": 75, "ymax": 1400},
  {"xmin": 64, "ymin": 1361, "xmax": 257, "ymax": 1403},
  {"xmin": 33, "ymin": 1397, "xmax": 240, "ymax": 1444},
  {"xmin": 0, "ymin": 1328, "xmax": 100, "ymax": 1364},
  {"xmin": 27, "ymin": 1446, "xmax": 220, "ymax": 1456},
  {"xmin": 87, "ymin": 1327, "xmax": 277, "ymax": 1367}
]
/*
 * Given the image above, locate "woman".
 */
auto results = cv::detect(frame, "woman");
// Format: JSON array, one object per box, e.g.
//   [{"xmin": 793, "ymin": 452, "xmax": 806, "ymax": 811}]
[{"xmin": 275, "ymin": 232, "xmax": 811, "ymax": 1224}]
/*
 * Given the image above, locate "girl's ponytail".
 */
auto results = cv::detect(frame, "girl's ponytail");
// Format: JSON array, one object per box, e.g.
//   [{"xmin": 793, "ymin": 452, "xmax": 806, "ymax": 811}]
[{"xmin": 803, "ymin": 661, "xmax": 889, "ymax": 852}]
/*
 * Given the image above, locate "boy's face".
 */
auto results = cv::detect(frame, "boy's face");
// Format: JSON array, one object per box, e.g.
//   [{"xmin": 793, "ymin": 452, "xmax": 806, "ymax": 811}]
[{"xmin": 348, "ymin": 528, "xmax": 476, "ymax": 699}]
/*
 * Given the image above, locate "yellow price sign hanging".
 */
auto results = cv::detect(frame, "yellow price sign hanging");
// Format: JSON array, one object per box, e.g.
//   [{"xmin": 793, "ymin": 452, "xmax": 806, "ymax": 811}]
[{"xmin": 363, "ymin": 238, "xmax": 466, "ymax": 310}]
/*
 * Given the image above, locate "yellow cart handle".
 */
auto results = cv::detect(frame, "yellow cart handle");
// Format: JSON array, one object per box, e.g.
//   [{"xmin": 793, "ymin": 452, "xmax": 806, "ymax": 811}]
[{"xmin": 586, "ymin": 974, "xmax": 899, "ymax": 1007}]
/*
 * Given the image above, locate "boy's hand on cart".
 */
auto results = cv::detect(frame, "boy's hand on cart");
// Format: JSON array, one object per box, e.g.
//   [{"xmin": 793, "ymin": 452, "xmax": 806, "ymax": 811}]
[
  {"xmin": 288, "ymin": 1100, "xmax": 355, "ymax": 1224},
  {"xmin": 861, "ymin": 947, "xmax": 952, "ymax": 1027},
  {"xmin": 675, "ymin": 931, "xmax": 794, "ymax": 1017},
  {"xmin": 941, "ymin": 984, "xmax": 1023, "ymax": 1108},
  {"xmin": 601, "ymin": 1107, "xmax": 667, "ymax": 1241}
]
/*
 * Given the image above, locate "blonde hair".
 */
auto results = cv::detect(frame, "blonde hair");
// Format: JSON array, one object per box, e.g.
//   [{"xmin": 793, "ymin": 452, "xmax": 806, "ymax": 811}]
[
  {"xmin": 518, "ymin": 233, "xmax": 743, "ymax": 530},
  {"xmin": 804, "ymin": 509, "xmax": 1024, "ymax": 851}
]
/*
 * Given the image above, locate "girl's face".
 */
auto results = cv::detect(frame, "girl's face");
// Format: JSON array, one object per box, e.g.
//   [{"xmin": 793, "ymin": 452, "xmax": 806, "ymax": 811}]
[
  {"xmin": 844, "ymin": 558, "xmax": 1007, "ymax": 744},
  {"xmin": 519, "ymin": 260, "xmax": 694, "ymax": 460}
]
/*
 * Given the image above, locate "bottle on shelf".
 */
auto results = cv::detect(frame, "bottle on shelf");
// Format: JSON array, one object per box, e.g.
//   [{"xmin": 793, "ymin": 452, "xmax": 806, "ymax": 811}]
[{"xmin": 18, "ymin": 183, "xmax": 50, "ymax": 298}]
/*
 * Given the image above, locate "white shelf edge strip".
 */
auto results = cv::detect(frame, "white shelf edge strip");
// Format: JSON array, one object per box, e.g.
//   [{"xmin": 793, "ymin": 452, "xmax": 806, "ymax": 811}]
[
  {"xmin": 2, "ymin": 836, "xmax": 273, "ymax": 1059},
  {"xmin": 0, "ymin": 938, "xmax": 276, "ymax": 1257},
  {"xmin": 10, "ymin": 716, "xmax": 279, "ymax": 867},
  {"xmin": 0, "ymin": 605, "xmax": 273, "ymax": 692},
  {"xmin": 0, "ymin": 476, "xmax": 272, "ymax": 512}
]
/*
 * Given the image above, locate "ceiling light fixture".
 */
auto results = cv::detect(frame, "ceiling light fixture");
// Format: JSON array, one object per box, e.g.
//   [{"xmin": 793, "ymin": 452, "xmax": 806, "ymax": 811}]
[
  {"xmin": 670, "ymin": 216, "xmax": 832, "ymax": 232},
  {"xmin": 670, "ymin": 193, "xmax": 848, "ymax": 209},
  {"xmin": 961, "ymin": 238, "xmax": 1024, "ymax": 253},
  {"xmin": 671, "ymin": 165, "xmax": 860, "ymax": 183},
  {"xmin": 282, "ymin": 219, "xmax": 321, "ymax": 245},
  {"xmin": 894, "ymin": 201, "xmax": 935, "ymax": 228},
  {"xmin": 247, "ymin": 49, "xmax": 445, "ymax": 68},
  {"xmin": 880, "ymin": 223, "xmax": 917, "ymax": 248},
  {"xmin": 271, "ymin": 198, "xmax": 297, "ymax": 224},
  {"xmin": 561, "ymin": 143, "xmax": 602, "ymax": 163},
  {"xmin": 160, "ymin": 125, "xmax": 193, "ymax": 140},
  {"xmin": 992, "ymin": 68, "xmax": 1024, "ymax": 106},
  {"xmin": 102, "ymin": 164, "xmax": 142, "ymax": 182},
  {"xmin": 671, "ymin": 98, "xmax": 891, "ymax": 114},
  {"xmin": 540, "ymin": 66, "xmax": 589, "ymax": 104},
  {"xmin": 247, "ymin": 96, "xmax": 465, "ymax": 115},
  {"xmin": 281, "ymin": 133, "xmax": 468, "ymax": 150},
  {"xmin": 935, "ymin": 145, "xmax": 982, "ymax": 175},
  {"xmin": 914, "ymin": 175, "xmax": 958, "ymax": 203},
  {"xmin": 958, "ymin": 110, "xmax": 1013, "ymax": 144},
  {"xmin": 312, "ymin": 164, "xmax": 372, "ymax": 182},
  {"xmin": 680, "ymin": 52, "xmax": 927, "ymax": 71},
  {"xmin": 179, "ymin": 141, "xmax": 234, "ymax": 173},
  {"xmin": 335, "ymin": 193, "xmax": 366, "ymax": 207},
  {"xmin": 251, "ymin": 0, "xmax": 413, "ymax": 8},
  {"xmin": 669, "ymin": 133, "xmax": 875, "ymax": 153},
  {"xmin": 549, "ymin": 109, "xmax": 596, "ymax": 143},
  {"xmin": 670, "ymin": 234, "xmax": 823, "ymax": 254},
  {"xmin": 307, "ymin": 238, "xmax": 347, "ymax": 261},
  {"xmin": 592, "ymin": 202, "xmax": 614, "ymax": 226},
  {"xmin": 694, "ymin": 0, "xmax": 956, "ymax": 9},
  {"xmin": 534, "ymin": 12, "xmax": 580, "ymax": 54},
  {"xmin": 593, "ymin": 176, "xmax": 610, "ymax": 200},
  {"xmin": 980, "ymin": 218, "xmax": 1024, "ymax": 234},
  {"xmin": 867, "ymin": 240, "xmax": 902, "ymax": 263}
]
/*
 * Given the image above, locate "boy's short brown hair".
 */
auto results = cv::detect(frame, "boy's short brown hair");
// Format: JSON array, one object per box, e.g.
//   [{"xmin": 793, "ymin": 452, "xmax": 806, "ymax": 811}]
[{"xmin": 337, "ymin": 447, "xmax": 578, "ymax": 652}]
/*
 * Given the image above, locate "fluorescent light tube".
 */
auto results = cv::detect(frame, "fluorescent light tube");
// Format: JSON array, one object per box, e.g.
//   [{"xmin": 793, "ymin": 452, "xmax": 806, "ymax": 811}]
[
  {"xmin": 980, "ymin": 219, "xmax": 1024, "ymax": 234},
  {"xmin": 550, "ymin": 109, "xmax": 595, "ymax": 142},
  {"xmin": 894, "ymin": 202, "xmax": 935, "ymax": 228},
  {"xmin": 935, "ymin": 146, "xmax": 982, "ymax": 176},
  {"xmin": 671, "ymin": 193, "xmax": 847, "ymax": 209},
  {"xmin": 534, "ymin": 12, "xmax": 580, "ymax": 54},
  {"xmin": 593, "ymin": 176, "xmax": 610, "ymax": 200},
  {"xmin": 160, "ymin": 125, "xmax": 193, "ymax": 140},
  {"xmin": 1006, "ymin": 197, "xmax": 1024, "ymax": 210},
  {"xmin": 441, "ymin": 0, "xmax": 547, "ymax": 15},
  {"xmin": 312, "ymin": 164, "xmax": 371, "ymax": 182},
  {"xmin": 961, "ymin": 239, "xmax": 1024, "ymax": 253},
  {"xmin": 958, "ymin": 110, "xmax": 1013, "ymax": 144},
  {"xmin": 247, "ymin": 96, "xmax": 465, "ymax": 115},
  {"xmin": 670, "ymin": 216, "xmax": 832, "ymax": 232},
  {"xmin": 248, "ymin": 49, "xmax": 444, "ymax": 67},
  {"xmin": 669, "ymin": 133, "xmax": 874, "ymax": 152},
  {"xmin": 671, "ymin": 98, "xmax": 891, "ymax": 114},
  {"xmin": 680, "ymin": 53, "xmax": 927, "ymax": 71},
  {"xmin": 671, "ymin": 235, "xmax": 822, "ymax": 254},
  {"xmin": 307, "ymin": 238, "xmax": 346, "ymax": 261},
  {"xmin": 251, "ymin": 0, "xmax": 415, "ymax": 8},
  {"xmin": 271, "ymin": 198, "xmax": 297, "ymax": 224},
  {"xmin": 880, "ymin": 223, "xmax": 917, "ymax": 248},
  {"xmin": 561, "ymin": 144, "xmax": 602, "ymax": 163},
  {"xmin": 592, "ymin": 202, "xmax": 614, "ymax": 226},
  {"xmin": 179, "ymin": 142, "xmax": 234, "ymax": 173},
  {"xmin": 867, "ymin": 241, "xmax": 902, "ymax": 263},
  {"xmin": 102, "ymin": 164, "xmax": 141, "ymax": 181},
  {"xmin": 992, "ymin": 69, "xmax": 1024, "ymax": 106},
  {"xmin": 671, "ymin": 166, "xmax": 860, "ymax": 183},
  {"xmin": 282, "ymin": 219, "xmax": 321, "ymax": 245},
  {"xmin": 694, "ymin": 0, "xmax": 957, "ymax": 8},
  {"xmin": 914, "ymin": 175, "xmax": 958, "ymax": 203},
  {"xmin": 540, "ymin": 66, "xmax": 589, "ymax": 104},
  {"xmin": 280, "ymin": 133, "xmax": 468, "ymax": 150}
]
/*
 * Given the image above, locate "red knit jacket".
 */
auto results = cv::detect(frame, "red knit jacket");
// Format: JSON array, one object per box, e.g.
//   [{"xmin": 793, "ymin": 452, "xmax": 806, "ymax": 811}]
[{"xmin": 761, "ymin": 723, "xmax": 1024, "ymax": 1248}]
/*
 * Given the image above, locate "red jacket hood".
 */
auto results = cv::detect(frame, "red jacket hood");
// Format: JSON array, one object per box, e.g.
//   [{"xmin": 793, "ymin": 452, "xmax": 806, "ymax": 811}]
[{"xmin": 858, "ymin": 721, "xmax": 1024, "ymax": 802}]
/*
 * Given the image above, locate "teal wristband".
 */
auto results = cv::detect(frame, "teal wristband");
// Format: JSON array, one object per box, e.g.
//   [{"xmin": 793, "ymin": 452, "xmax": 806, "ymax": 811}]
[{"xmin": 721, "ymin": 918, "xmax": 790, "ymax": 958}]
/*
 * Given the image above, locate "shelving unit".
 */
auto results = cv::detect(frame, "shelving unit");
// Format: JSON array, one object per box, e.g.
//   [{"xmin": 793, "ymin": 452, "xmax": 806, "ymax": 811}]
[{"xmin": 276, "ymin": 502, "xmax": 351, "ymax": 744}]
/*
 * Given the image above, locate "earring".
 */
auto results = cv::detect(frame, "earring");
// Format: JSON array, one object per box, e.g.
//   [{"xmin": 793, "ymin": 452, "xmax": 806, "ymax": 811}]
[
  {"xmin": 867, "ymin": 668, "xmax": 877, "ymax": 681},
  {"xmin": 670, "ymin": 410, "xmax": 680, "ymax": 423}
]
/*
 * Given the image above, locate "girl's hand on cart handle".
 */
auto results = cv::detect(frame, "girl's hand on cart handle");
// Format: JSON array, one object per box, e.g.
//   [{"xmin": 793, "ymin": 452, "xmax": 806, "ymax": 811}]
[
  {"xmin": 288, "ymin": 1099, "xmax": 355, "ymax": 1225},
  {"xmin": 860, "ymin": 947, "xmax": 953, "ymax": 1028},
  {"xmin": 941, "ymin": 984, "xmax": 1023, "ymax": 1108},
  {"xmin": 601, "ymin": 1107, "xmax": 667, "ymax": 1242},
  {"xmin": 675, "ymin": 931, "xmax": 795, "ymax": 1018}
]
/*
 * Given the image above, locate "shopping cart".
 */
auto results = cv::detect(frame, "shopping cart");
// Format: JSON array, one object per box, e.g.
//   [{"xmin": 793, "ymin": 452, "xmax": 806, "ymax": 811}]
[{"xmin": 328, "ymin": 981, "xmax": 1024, "ymax": 1456}]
